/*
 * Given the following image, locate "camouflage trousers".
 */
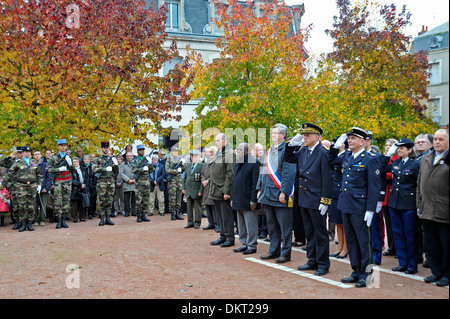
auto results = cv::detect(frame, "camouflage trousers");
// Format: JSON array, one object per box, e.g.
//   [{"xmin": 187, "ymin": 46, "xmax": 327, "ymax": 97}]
[
  {"xmin": 15, "ymin": 185, "xmax": 37, "ymax": 221},
  {"xmin": 9, "ymin": 187, "xmax": 18, "ymax": 220},
  {"xmin": 53, "ymin": 180, "xmax": 72, "ymax": 218},
  {"xmin": 136, "ymin": 182, "xmax": 150, "ymax": 215},
  {"xmin": 168, "ymin": 178, "xmax": 182, "ymax": 213},
  {"xmin": 96, "ymin": 179, "xmax": 115, "ymax": 216}
]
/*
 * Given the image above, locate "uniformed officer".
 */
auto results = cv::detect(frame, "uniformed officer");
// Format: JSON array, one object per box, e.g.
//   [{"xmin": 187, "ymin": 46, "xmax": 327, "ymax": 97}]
[
  {"xmin": 383, "ymin": 138, "xmax": 420, "ymax": 274},
  {"xmin": 284, "ymin": 123, "xmax": 333, "ymax": 275},
  {"xmin": 329, "ymin": 127, "xmax": 381, "ymax": 288},
  {"xmin": 92, "ymin": 141, "xmax": 119, "ymax": 226},
  {"xmin": 3, "ymin": 146, "xmax": 43, "ymax": 232},
  {"xmin": 165, "ymin": 145, "xmax": 185, "ymax": 220},
  {"xmin": 46, "ymin": 139, "xmax": 74, "ymax": 229},
  {"xmin": 132, "ymin": 144, "xmax": 154, "ymax": 223}
]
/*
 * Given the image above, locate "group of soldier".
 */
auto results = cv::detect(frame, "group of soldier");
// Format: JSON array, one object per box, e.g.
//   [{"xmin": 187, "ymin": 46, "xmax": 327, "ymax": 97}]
[{"xmin": 0, "ymin": 139, "xmax": 188, "ymax": 231}]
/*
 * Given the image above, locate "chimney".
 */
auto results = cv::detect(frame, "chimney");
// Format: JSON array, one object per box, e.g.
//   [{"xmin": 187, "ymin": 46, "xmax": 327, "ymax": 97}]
[{"xmin": 418, "ymin": 25, "xmax": 428, "ymax": 36}]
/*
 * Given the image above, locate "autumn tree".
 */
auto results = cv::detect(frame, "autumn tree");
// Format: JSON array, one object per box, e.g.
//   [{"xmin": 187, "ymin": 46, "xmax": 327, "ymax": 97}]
[
  {"xmin": 187, "ymin": 0, "xmax": 310, "ymax": 147},
  {"xmin": 0, "ymin": 0, "xmax": 195, "ymax": 155},
  {"xmin": 314, "ymin": 0, "xmax": 438, "ymax": 143}
]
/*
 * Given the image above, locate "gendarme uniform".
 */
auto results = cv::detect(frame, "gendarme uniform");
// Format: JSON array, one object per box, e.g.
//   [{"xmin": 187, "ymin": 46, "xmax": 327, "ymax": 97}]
[
  {"xmin": 3, "ymin": 146, "xmax": 43, "ymax": 232},
  {"xmin": 45, "ymin": 139, "xmax": 74, "ymax": 229},
  {"xmin": 92, "ymin": 141, "xmax": 118, "ymax": 226},
  {"xmin": 132, "ymin": 144, "xmax": 154, "ymax": 223}
]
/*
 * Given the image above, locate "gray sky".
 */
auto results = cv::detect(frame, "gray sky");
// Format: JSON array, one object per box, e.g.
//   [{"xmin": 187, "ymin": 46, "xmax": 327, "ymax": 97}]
[{"xmin": 285, "ymin": 0, "xmax": 450, "ymax": 56}]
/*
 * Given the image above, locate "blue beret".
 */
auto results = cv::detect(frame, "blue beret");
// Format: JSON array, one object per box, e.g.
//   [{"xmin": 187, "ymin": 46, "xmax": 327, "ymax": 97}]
[
  {"xmin": 136, "ymin": 144, "xmax": 145, "ymax": 150},
  {"xmin": 57, "ymin": 139, "xmax": 67, "ymax": 145}
]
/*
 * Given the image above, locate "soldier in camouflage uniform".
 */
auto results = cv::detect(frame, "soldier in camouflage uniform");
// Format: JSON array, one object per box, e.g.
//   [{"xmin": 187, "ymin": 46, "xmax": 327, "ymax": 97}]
[
  {"xmin": 165, "ymin": 146, "xmax": 185, "ymax": 220},
  {"xmin": 92, "ymin": 141, "xmax": 119, "ymax": 226},
  {"xmin": 46, "ymin": 139, "xmax": 74, "ymax": 229},
  {"xmin": 132, "ymin": 145, "xmax": 154, "ymax": 223},
  {"xmin": 3, "ymin": 146, "xmax": 43, "ymax": 232},
  {"xmin": 0, "ymin": 147, "xmax": 23, "ymax": 229}
]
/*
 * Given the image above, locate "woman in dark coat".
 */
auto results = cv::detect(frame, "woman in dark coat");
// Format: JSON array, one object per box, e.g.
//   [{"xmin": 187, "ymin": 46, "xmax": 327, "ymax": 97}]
[{"xmin": 71, "ymin": 157, "xmax": 88, "ymax": 222}]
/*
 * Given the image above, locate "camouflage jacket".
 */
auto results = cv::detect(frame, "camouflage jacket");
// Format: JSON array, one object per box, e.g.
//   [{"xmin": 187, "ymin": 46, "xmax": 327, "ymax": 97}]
[
  {"xmin": 132, "ymin": 156, "xmax": 154, "ymax": 184},
  {"xmin": 4, "ymin": 158, "xmax": 43, "ymax": 189},
  {"xmin": 46, "ymin": 153, "xmax": 75, "ymax": 180},
  {"xmin": 92, "ymin": 155, "xmax": 118, "ymax": 182}
]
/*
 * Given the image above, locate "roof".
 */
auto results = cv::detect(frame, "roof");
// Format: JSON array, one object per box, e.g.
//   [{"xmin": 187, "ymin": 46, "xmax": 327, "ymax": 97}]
[{"xmin": 411, "ymin": 21, "xmax": 449, "ymax": 52}]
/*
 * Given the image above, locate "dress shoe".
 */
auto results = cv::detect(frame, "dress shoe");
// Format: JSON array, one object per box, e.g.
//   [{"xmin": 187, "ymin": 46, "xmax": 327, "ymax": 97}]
[
  {"xmin": 392, "ymin": 265, "xmax": 407, "ymax": 272},
  {"xmin": 336, "ymin": 252, "xmax": 348, "ymax": 259},
  {"xmin": 355, "ymin": 279, "xmax": 367, "ymax": 288},
  {"xmin": 383, "ymin": 250, "xmax": 396, "ymax": 256},
  {"xmin": 243, "ymin": 248, "xmax": 257, "ymax": 255},
  {"xmin": 373, "ymin": 261, "xmax": 381, "ymax": 265},
  {"xmin": 424, "ymin": 274, "xmax": 441, "ymax": 283},
  {"xmin": 423, "ymin": 260, "xmax": 430, "ymax": 268},
  {"xmin": 233, "ymin": 246, "xmax": 247, "ymax": 253},
  {"xmin": 435, "ymin": 277, "xmax": 449, "ymax": 287},
  {"xmin": 220, "ymin": 240, "xmax": 235, "ymax": 247},
  {"xmin": 184, "ymin": 224, "xmax": 194, "ymax": 229},
  {"xmin": 404, "ymin": 268, "xmax": 418, "ymax": 275},
  {"xmin": 210, "ymin": 238, "xmax": 226, "ymax": 245},
  {"xmin": 314, "ymin": 269, "xmax": 329, "ymax": 276},
  {"xmin": 275, "ymin": 256, "xmax": 290, "ymax": 263},
  {"xmin": 341, "ymin": 276, "xmax": 359, "ymax": 283},
  {"xmin": 194, "ymin": 225, "xmax": 200, "ymax": 229},
  {"xmin": 260, "ymin": 253, "xmax": 279, "ymax": 260},
  {"xmin": 297, "ymin": 264, "xmax": 318, "ymax": 271},
  {"xmin": 329, "ymin": 251, "xmax": 342, "ymax": 257},
  {"xmin": 203, "ymin": 225, "xmax": 215, "ymax": 230}
]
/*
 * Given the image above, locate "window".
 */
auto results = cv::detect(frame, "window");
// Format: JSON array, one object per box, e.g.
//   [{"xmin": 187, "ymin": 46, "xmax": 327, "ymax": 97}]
[
  {"xmin": 429, "ymin": 97, "xmax": 442, "ymax": 125},
  {"xmin": 166, "ymin": 2, "xmax": 179, "ymax": 30},
  {"xmin": 429, "ymin": 60, "xmax": 441, "ymax": 85}
]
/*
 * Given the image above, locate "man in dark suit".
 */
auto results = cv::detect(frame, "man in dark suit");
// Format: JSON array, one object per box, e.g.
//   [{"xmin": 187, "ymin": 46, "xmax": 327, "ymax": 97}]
[
  {"xmin": 256, "ymin": 124, "xmax": 296, "ymax": 263},
  {"xmin": 182, "ymin": 150, "xmax": 204, "ymax": 229},
  {"xmin": 284, "ymin": 123, "xmax": 333, "ymax": 276},
  {"xmin": 329, "ymin": 127, "xmax": 381, "ymax": 288}
]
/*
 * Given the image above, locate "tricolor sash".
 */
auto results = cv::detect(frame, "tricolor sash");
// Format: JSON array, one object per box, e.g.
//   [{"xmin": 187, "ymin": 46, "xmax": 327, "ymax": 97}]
[{"xmin": 265, "ymin": 149, "xmax": 295, "ymax": 197}]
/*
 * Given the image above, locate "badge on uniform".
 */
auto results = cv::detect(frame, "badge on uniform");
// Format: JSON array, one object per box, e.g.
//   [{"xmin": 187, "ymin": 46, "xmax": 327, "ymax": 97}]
[{"xmin": 375, "ymin": 169, "xmax": 380, "ymax": 175}]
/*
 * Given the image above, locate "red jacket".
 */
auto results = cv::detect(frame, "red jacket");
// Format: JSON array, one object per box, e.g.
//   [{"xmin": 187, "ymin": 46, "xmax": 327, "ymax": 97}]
[
  {"xmin": 382, "ymin": 154, "xmax": 398, "ymax": 206},
  {"xmin": 0, "ymin": 188, "xmax": 10, "ymax": 212}
]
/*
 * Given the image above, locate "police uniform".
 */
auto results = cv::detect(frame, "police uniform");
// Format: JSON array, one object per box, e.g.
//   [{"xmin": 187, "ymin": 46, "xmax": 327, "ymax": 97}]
[
  {"xmin": 284, "ymin": 123, "xmax": 333, "ymax": 275},
  {"xmin": 384, "ymin": 138, "xmax": 420, "ymax": 273},
  {"xmin": 329, "ymin": 127, "xmax": 381, "ymax": 287},
  {"xmin": 132, "ymin": 144, "xmax": 154, "ymax": 222},
  {"xmin": 45, "ymin": 139, "xmax": 74, "ymax": 229},
  {"xmin": 92, "ymin": 141, "xmax": 119, "ymax": 226},
  {"xmin": 3, "ymin": 146, "xmax": 43, "ymax": 231}
]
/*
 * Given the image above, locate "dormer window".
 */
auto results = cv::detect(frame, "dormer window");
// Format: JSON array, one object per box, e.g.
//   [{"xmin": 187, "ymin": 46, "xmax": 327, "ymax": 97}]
[{"xmin": 429, "ymin": 35, "xmax": 443, "ymax": 49}]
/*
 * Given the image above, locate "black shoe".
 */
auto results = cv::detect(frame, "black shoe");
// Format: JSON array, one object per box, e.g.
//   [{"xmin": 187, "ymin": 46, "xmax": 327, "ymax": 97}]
[
  {"xmin": 341, "ymin": 276, "xmax": 359, "ymax": 283},
  {"xmin": 243, "ymin": 248, "xmax": 257, "ymax": 255},
  {"xmin": 137, "ymin": 214, "xmax": 142, "ymax": 222},
  {"xmin": 184, "ymin": 224, "xmax": 194, "ymax": 229},
  {"xmin": 330, "ymin": 251, "xmax": 342, "ymax": 257},
  {"xmin": 99, "ymin": 215, "xmax": 105, "ymax": 226},
  {"xmin": 233, "ymin": 245, "xmax": 247, "ymax": 253},
  {"xmin": 336, "ymin": 252, "xmax": 349, "ymax": 259},
  {"xmin": 105, "ymin": 215, "xmax": 114, "ymax": 225},
  {"xmin": 27, "ymin": 220, "xmax": 34, "ymax": 231},
  {"xmin": 18, "ymin": 221, "xmax": 27, "ymax": 232},
  {"xmin": 383, "ymin": 250, "xmax": 396, "ymax": 256},
  {"xmin": 175, "ymin": 212, "xmax": 184, "ymax": 220},
  {"xmin": 12, "ymin": 220, "xmax": 20, "ymax": 230},
  {"xmin": 435, "ymin": 277, "xmax": 449, "ymax": 287},
  {"xmin": 275, "ymin": 256, "xmax": 290, "ymax": 263},
  {"xmin": 355, "ymin": 279, "xmax": 367, "ymax": 288},
  {"xmin": 260, "ymin": 253, "xmax": 279, "ymax": 260},
  {"xmin": 203, "ymin": 225, "xmax": 215, "ymax": 230},
  {"xmin": 210, "ymin": 238, "xmax": 226, "ymax": 246},
  {"xmin": 392, "ymin": 265, "xmax": 407, "ymax": 272},
  {"xmin": 297, "ymin": 264, "xmax": 318, "ymax": 271},
  {"xmin": 423, "ymin": 260, "xmax": 430, "ymax": 268},
  {"xmin": 56, "ymin": 217, "xmax": 62, "ymax": 229},
  {"xmin": 220, "ymin": 240, "xmax": 235, "ymax": 247},
  {"xmin": 424, "ymin": 274, "xmax": 441, "ymax": 283},
  {"xmin": 315, "ymin": 269, "xmax": 329, "ymax": 276},
  {"xmin": 61, "ymin": 216, "xmax": 69, "ymax": 228},
  {"xmin": 405, "ymin": 268, "xmax": 418, "ymax": 274},
  {"xmin": 171, "ymin": 212, "xmax": 177, "ymax": 220},
  {"xmin": 141, "ymin": 213, "xmax": 150, "ymax": 222}
]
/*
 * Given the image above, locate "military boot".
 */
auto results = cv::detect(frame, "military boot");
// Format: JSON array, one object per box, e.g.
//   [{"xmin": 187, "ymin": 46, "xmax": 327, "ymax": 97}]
[
  {"xmin": 99, "ymin": 215, "xmax": 105, "ymax": 226},
  {"xmin": 19, "ymin": 220, "xmax": 27, "ymax": 232},
  {"xmin": 171, "ymin": 212, "xmax": 177, "ymax": 220},
  {"xmin": 141, "ymin": 213, "xmax": 150, "ymax": 222},
  {"xmin": 61, "ymin": 216, "xmax": 69, "ymax": 228},
  {"xmin": 12, "ymin": 218, "xmax": 20, "ymax": 230},
  {"xmin": 27, "ymin": 219, "xmax": 35, "ymax": 231},
  {"xmin": 137, "ymin": 212, "xmax": 142, "ymax": 223},
  {"xmin": 105, "ymin": 214, "xmax": 114, "ymax": 225},
  {"xmin": 55, "ymin": 217, "xmax": 62, "ymax": 229},
  {"xmin": 175, "ymin": 212, "xmax": 184, "ymax": 220}
]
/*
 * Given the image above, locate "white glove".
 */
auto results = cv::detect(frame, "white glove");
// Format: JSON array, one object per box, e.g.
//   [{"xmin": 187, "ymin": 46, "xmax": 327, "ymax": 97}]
[
  {"xmin": 364, "ymin": 211, "xmax": 374, "ymax": 227},
  {"xmin": 386, "ymin": 144, "xmax": 398, "ymax": 157},
  {"xmin": 65, "ymin": 155, "xmax": 72, "ymax": 166},
  {"xmin": 376, "ymin": 201, "xmax": 383, "ymax": 213},
  {"xmin": 112, "ymin": 157, "xmax": 118, "ymax": 166},
  {"xmin": 334, "ymin": 133, "xmax": 348, "ymax": 149},
  {"xmin": 36, "ymin": 185, "xmax": 41, "ymax": 193},
  {"xmin": 180, "ymin": 158, "xmax": 185, "ymax": 165},
  {"xmin": 319, "ymin": 204, "xmax": 328, "ymax": 216},
  {"xmin": 417, "ymin": 208, "xmax": 420, "ymax": 217},
  {"xmin": 146, "ymin": 156, "xmax": 151, "ymax": 162},
  {"xmin": 59, "ymin": 166, "xmax": 67, "ymax": 172},
  {"xmin": 143, "ymin": 166, "xmax": 149, "ymax": 171},
  {"xmin": 177, "ymin": 167, "xmax": 182, "ymax": 173},
  {"xmin": 105, "ymin": 166, "xmax": 112, "ymax": 172},
  {"xmin": 289, "ymin": 134, "xmax": 304, "ymax": 147}
]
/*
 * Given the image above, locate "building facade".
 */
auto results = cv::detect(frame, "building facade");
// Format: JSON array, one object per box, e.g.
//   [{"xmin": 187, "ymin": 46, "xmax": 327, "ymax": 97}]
[{"xmin": 411, "ymin": 21, "xmax": 449, "ymax": 128}]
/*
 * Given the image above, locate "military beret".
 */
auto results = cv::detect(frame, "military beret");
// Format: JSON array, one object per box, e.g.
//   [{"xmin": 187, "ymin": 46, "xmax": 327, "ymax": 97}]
[
  {"xmin": 136, "ymin": 144, "xmax": 145, "ymax": 150},
  {"xmin": 57, "ymin": 139, "xmax": 67, "ymax": 145},
  {"xmin": 395, "ymin": 138, "xmax": 414, "ymax": 149},
  {"xmin": 347, "ymin": 127, "xmax": 368, "ymax": 140},
  {"xmin": 301, "ymin": 123, "xmax": 323, "ymax": 135},
  {"xmin": 101, "ymin": 141, "xmax": 110, "ymax": 148}
]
